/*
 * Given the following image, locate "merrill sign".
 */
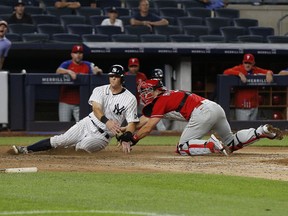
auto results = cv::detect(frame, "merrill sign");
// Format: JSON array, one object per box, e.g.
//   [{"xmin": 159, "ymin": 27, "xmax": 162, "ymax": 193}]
[{"xmin": 41, "ymin": 75, "xmax": 74, "ymax": 84}]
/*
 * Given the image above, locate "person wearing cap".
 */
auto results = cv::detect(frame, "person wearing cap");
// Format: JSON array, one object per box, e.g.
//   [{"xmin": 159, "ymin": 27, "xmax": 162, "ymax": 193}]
[
  {"xmin": 56, "ymin": 44, "xmax": 103, "ymax": 122},
  {"xmin": 149, "ymin": 68, "xmax": 171, "ymax": 131},
  {"xmin": 0, "ymin": 20, "xmax": 11, "ymax": 70},
  {"xmin": 125, "ymin": 57, "xmax": 147, "ymax": 115},
  {"xmin": 13, "ymin": 64, "xmax": 139, "ymax": 154},
  {"xmin": 224, "ymin": 53, "xmax": 273, "ymax": 121},
  {"xmin": 101, "ymin": 7, "xmax": 124, "ymax": 32},
  {"xmin": 8, "ymin": 0, "xmax": 33, "ymax": 24},
  {"xmin": 130, "ymin": 0, "xmax": 169, "ymax": 31}
]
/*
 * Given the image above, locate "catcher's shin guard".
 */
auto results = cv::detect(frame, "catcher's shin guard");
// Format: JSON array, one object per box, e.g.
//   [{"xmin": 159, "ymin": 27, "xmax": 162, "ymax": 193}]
[
  {"xmin": 228, "ymin": 124, "xmax": 283, "ymax": 152},
  {"xmin": 177, "ymin": 137, "xmax": 223, "ymax": 156}
]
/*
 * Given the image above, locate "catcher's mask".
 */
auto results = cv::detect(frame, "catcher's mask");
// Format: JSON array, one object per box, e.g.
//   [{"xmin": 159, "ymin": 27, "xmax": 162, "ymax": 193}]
[
  {"xmin": 108, "ymin": 64, "xmax": 125, "ymax": 83},
  {"xmin": 138, "ymin": 79, "xmax": 166, "ymax": 104}
]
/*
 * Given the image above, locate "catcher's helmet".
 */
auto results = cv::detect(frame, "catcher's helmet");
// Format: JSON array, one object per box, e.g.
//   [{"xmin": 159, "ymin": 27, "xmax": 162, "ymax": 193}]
[
  {"xmin": 151, "ymin": 68, "xmax": 164, "ymax": 80},
  {"xmin": 108, "ymin": 64, "xmax": 125, "ymax": 83},
  {"xmin": 138, "ymin": 79, "xmax": 166, "ymax": 104}
]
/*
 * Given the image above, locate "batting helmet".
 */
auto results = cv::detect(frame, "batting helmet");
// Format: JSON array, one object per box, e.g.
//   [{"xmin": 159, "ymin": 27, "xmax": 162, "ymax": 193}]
[
  {"xmin": 108, "ymin": 64, "xmax": 125, "ymax": 83},
  {"xmin": 151, "ymin": 68, "xmax": 164, "ymax": 80},
  {"xmin": 138, "ymin": 79, "xmax": 166, "ymax": 104}
]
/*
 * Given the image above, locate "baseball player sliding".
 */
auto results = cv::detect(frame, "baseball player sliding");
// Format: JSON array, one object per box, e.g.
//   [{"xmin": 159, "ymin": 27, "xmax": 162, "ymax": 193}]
[
  {"xmin": 120, "ymin": 79, "xmax": 283, "ymax": 156},
  {"xmin": 12, "ymin": 65, "xmax": 139, "ymax": 154}
]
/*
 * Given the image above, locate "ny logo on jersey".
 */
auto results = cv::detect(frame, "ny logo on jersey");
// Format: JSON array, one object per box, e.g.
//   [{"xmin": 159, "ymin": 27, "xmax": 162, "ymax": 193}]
[{"xmin": 113, "ymin": 104, "xmax": 125, "ymax": 115}]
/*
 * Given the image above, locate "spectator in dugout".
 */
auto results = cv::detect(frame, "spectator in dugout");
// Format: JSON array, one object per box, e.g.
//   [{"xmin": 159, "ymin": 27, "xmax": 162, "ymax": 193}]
[
  {"xmin": 224, "ymin": 54, "xmax": 273, "ymax": 121},
  {"xmin": 125, "ymin": 57, "xmax": 147, "ymax": 116},
  {"xmin": 0, "ymin": 20, "xmax": 11, "ymax": 70},
  {"xmin": 56, "ymin": 44, "xmax": 103, "ymax": 122},
  {"xmin": 130, "ymin": 0, "xmax": 169, "ymax": 31},
  {"xmin": 8, "ymin": 0, "xmax": 33, "ymax": 24}
]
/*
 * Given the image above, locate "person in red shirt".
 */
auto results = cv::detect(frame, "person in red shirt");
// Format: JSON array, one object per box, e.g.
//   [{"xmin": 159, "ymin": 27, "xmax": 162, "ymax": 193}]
[
  {"xmin": 118, "ymin": 79, "xmax": 283, "ymax": 156},
  {"xmin": 125, "ymin": 57, "xmax": 147, "ymax": 115},
  {"xmin": 224, "ymin": 54, "xmax": 273, "ymax": 120},
  {"xmin": 56, "ymin": 44, "xmax": 102, "ymax": 122}
]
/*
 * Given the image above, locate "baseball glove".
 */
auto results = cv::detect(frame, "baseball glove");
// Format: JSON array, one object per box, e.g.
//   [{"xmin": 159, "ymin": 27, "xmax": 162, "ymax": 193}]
[{"xmin": 117, "ymin": 131, "xmax": 138, "ymax": 146}]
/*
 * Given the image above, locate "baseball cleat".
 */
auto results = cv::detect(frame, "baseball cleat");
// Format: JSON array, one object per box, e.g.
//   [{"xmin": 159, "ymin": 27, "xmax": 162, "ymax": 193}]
[
  {"xmin": 209, "ymin": 134, "xmax": 228, "ymax": 156},
  {"xmin": 263, "ymin": 124, "xmax": 283, "ymax": 140},
  {"xmin": 175, "ymin": 143, "xmax": 189, "ymax": 156},
  {"xmin": 12, "ymin": 145, "xmax": 28, "ymax": 154},
  {"xmin": 175, "ymin": 143, "xmax": 180, "ymax": 155}
]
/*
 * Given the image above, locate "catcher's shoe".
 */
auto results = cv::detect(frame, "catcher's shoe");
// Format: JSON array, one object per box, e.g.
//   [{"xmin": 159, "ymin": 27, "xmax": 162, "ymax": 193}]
[
  {"xmin": 263, "ymin": 124, "xmax": 283, "ymax": 140},
  {"xmin": 12, "ymin": 145, "xmax": 28, "ymax": 154},
  {"xmin": 208, "ymin": 134, "xmax": 228, "ymax": 156},
  {"xmin": 175, "ymin": 143, "xmax": 190, "ymax": 156}
]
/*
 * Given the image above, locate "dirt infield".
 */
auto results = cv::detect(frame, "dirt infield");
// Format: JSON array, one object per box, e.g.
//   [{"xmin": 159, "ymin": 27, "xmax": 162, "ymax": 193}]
[{"xmin": 1, "ymin": 145, "xmax": 288, "ymax": 181}]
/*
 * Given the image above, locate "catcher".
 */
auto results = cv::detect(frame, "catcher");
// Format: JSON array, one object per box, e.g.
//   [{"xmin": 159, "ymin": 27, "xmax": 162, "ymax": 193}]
[{"xmin": 117, "ymin": 79, "xmax": 283, "ymax": 156}]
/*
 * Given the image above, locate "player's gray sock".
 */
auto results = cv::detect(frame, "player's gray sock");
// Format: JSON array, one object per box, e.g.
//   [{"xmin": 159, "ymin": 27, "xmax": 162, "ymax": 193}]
[{"xmin": 27, "ymin": 138, "xmax": 52, "ymax": 152}]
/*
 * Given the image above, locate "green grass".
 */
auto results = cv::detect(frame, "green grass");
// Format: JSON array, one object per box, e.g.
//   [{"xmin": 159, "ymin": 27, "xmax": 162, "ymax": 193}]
[
  {"xmin": 0, "ymin": 135, "xmax": 287, "ymax": 215},
  {"xmin": 0, "ymin": 135, "xmax": 287, "ymax": 147},
  {"xmin": 0, "ymin": 172, "xmax": 287, "ymax": 216}
]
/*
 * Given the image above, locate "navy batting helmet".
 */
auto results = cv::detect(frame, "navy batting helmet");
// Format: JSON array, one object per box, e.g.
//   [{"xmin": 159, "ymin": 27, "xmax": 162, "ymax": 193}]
[
  {"xmin": 108, "ymin": 64, "xmax": 125, "ymax": 83},
  {"xmin": 151, "ymin": 68, "xmax": 164, "ymax": 80}
]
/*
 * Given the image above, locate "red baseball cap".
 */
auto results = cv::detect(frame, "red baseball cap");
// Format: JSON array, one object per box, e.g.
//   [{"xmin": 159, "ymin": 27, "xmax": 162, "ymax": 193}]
[
  {"xmin": 128, "ymin": 58, "xmax": 139, "ymax": 67},
  {"xmin": 71, "ymin": 45, "xmax": 83, "ymax": 53},
  {"xmin": 243, "ymin": 53, "xmax": 255, "ymax": 63}
]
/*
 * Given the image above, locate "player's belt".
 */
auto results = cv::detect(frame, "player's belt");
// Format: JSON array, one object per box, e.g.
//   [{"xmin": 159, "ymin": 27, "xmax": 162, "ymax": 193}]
[
  {"xmin": 88, "ymin": 115, "xmax": 110, "ymax": 139},
  {"xmin": 176, "ymin": 92, "xmax": 191, "ymax": 112}
]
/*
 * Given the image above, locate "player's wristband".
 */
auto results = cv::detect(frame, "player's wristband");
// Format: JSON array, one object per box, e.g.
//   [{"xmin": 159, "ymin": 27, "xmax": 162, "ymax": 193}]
[
  {"xmin": 100, "ymin": 115, "xmax": 109, "ymax": 124},
  {"xmin": 130, "ymin": 134, "xmax": 139, "ymax": 146}
]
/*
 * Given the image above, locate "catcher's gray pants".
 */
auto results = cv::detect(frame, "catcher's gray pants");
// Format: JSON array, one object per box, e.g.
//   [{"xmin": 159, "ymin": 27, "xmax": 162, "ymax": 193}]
[
  {"xmin": 179, "ymin": 99, "xmax": 234, "ymax": 145},
  {"xmin": 50, "ymin": 116, "xmax": 110, "ymax": 153}
]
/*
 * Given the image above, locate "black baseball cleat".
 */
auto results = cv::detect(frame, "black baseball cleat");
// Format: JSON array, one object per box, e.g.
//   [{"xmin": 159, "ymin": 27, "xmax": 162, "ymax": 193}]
[
  {"xmin": 263, "ymin": 124, "xmax": 283, "ymax": 140},
  {"xmin": 12, "ymin": 145, "xmax": 28, "ymax": 154}
]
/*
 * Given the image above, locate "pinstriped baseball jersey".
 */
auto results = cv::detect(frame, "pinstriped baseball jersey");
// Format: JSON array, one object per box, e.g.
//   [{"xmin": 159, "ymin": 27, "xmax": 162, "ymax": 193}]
[{"xmin": 89, "ymin": 84, "xmax": 139, "ymax": 134}]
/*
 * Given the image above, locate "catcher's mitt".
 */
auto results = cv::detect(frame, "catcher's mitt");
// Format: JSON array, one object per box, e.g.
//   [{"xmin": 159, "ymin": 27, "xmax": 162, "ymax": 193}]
[{"xmin": 117, "ymin": 131, "xmax": 138, "ymax": 146}]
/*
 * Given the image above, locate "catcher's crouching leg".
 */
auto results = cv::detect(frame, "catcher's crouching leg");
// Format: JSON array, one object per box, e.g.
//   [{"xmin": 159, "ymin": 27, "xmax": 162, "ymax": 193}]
[
  {"xmin": 176, "ymin": 135, "xmax": 227, "ymax": 156},
  {"xmin": 226, "ymin": 124, "xmax": 283, "ymax": 152}
]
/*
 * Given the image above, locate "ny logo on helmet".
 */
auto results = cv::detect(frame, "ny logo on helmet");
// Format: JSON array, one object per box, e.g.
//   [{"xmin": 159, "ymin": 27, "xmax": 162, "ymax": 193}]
[
  {"xmin": 113, "ymin": 104, "xmax": 125, "ymax": 115},
  {"xmin": 112, "ymin": 67, "xmax": 118, "ymax": 73}
]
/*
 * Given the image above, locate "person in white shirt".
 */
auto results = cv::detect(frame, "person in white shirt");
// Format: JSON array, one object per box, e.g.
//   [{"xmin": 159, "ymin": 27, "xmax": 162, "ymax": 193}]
[{"xmin": 101, "ymin": 7, "xmax": 124, "ymax": 32}]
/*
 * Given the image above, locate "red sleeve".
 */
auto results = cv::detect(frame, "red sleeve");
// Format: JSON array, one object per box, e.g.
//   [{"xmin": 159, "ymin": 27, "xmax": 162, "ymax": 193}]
[
  {"xmin": 223, "ymin": 65, "xmax": 244, "ymax": 76},
  {"xmin": 252, "ymin": 66, "xmax": 273, "ymax": 75}
]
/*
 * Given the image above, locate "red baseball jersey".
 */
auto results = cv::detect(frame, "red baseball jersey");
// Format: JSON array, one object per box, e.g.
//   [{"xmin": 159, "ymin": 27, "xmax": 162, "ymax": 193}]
[
  {"xmin": 224, "ymin": 64, "xmax": 272, "ymax": 108},
  {"xmin": 143, "ymin": 90, "xmax": 205, "ymax": 120},
  {"xmin": 59, "ymin": 60, "xmax": 92, "ymax": 105},
  {"xmin": 125, "ymin": 71, "xmax": 147, "ymax": 104}
]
